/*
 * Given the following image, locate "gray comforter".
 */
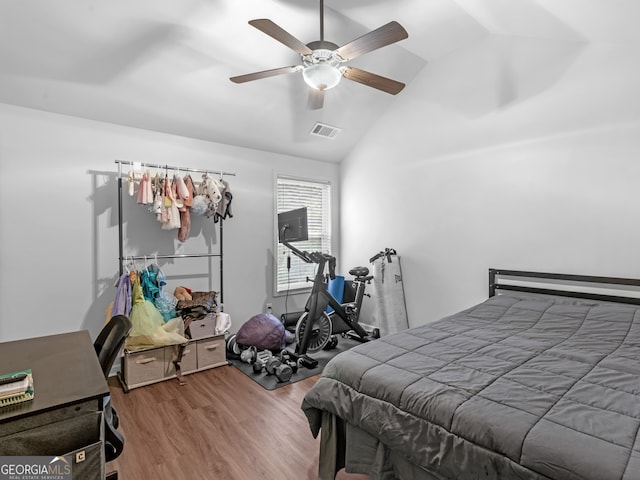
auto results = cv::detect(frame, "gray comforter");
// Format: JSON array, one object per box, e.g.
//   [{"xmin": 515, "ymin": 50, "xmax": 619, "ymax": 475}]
[{"xmin": 302, "ymin": 294, "xmax": 640, "ymax": 480}]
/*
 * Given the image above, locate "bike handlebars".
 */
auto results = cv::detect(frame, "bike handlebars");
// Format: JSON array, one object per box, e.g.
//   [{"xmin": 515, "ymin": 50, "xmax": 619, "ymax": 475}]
[
  {"xmin": 281, "ymin": 239, "xmax": 337, "ymax": 279},
  {"xmin": 308, "ymin": 252, "xmax": 336, "ymax": 279}
]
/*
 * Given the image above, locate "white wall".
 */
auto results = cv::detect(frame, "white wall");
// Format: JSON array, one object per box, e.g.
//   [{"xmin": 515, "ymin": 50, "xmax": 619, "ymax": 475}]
[
  {"xmin": 3, "ymin": 37, "xmax": 638, "ymax": 343},
  {"xmin": 0, "ymin": 104, "xmax": 339, "ymax": 342},
  {"xmin": 341, "ymin": 39, "xmax": 640, "ymax": 326}
]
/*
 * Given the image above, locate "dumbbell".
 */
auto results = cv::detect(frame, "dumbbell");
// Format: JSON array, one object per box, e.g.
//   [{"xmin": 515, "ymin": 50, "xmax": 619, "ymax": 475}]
[
  {"xmin": 281, "ymin": 354, "xmax": 299, "ymax": 380},
  {"xmin": 265, "ymin": 351, "xmax": 298, "ymax": 382},
  {"xmin": 249, "ymin": 350, "xmax": 273, "ymax": 373},
  {"xmin": 241, "ymin": 347, "xmax": 272, "ymax": 363},
  {"xmin": 322, "ymin": 335, "xmax": 338, "ymax": 350},
  {"xmin": 240, "ymin": 346, "xmax": 258, "ymax": 364},
  {"xmin": 253, "ymin": 359, "xmax": 265, "ymax": 373}
]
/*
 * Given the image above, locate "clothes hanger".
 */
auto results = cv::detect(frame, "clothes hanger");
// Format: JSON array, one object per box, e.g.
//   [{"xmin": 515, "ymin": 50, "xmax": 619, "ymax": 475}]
[{"xmin": 129, "ymin": 257, "xmax": 139, "ymax": 281}]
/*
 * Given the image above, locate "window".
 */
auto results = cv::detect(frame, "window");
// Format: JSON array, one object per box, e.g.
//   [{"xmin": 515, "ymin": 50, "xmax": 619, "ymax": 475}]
[{"xmin": 275, "ymin": 176, "xmax": 331, "ymax": 293}]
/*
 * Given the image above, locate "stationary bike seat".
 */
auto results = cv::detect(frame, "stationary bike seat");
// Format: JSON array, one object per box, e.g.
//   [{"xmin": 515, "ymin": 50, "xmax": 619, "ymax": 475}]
[{"xmin": 349, "ymin": 266, "xmax": 369, "ymax": 277}]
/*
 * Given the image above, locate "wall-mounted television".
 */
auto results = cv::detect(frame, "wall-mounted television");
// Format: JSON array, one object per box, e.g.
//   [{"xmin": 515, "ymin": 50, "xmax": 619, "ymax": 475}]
[{"xmin": 278, "ymin": 207, "xmax": 308, "ymax": 243}]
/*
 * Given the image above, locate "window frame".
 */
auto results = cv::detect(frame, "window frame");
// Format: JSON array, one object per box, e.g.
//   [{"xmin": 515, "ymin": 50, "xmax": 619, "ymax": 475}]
[{"xmin": 274, "ymin": 174, "xmax": 332, "ymax": 295}]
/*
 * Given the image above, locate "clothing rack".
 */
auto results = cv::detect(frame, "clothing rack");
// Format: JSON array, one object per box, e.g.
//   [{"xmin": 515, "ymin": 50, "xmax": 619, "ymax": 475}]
[
  {"xmin": 115, "ymin": 159, "xmax": 236, "ymax": 178},
  {"xmin": 114, "ymin": 160, "xmax": 236, "ymax": 302}
]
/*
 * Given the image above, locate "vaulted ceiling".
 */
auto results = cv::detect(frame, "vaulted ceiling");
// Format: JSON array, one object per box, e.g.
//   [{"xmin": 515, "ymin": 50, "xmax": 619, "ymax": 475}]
[{"xmin": 0, "ymin": 0, "xmax": 638, "ymax": 163}]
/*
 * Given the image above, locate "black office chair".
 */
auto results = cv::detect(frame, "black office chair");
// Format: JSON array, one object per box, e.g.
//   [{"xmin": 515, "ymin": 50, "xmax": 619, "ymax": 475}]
[{"xmin": 94, "ymin": 314, "xmax": 132, "ymax": 477}]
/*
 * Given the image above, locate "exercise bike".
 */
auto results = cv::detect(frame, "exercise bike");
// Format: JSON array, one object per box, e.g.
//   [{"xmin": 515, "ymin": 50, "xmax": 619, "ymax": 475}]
[
  {"xmin": 281, "ymin": 237, "xmax": 380, "ymax": 369},
  {"xmin": 295, "ymin": 264, "xmax": 379, "ymax": 351}
]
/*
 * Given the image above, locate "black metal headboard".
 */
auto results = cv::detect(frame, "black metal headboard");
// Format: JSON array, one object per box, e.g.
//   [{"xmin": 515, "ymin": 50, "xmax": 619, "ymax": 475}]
[{"xmin": 489, "ymin": 268, "xmax": 640, "ymax": 305}]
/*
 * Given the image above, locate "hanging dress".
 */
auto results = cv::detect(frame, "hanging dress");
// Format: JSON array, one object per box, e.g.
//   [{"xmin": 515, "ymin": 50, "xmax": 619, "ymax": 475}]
[
  {"xmin": 127, "ymin": 276, "xmax": 188, "ymax": 348},
  {"xmin": 129, "ymin": 276, "xmax": 164, "ymax": 337},
  {"xmin": 140, "ymin": 266, "xmax": 161, "ymax": 302},
  {"xmin": 178, "ymin": 175, "xmax": 194, "ymax": 242},
  {"xmin": 161, "ymin": 176, "xmax": 181, "ymax": 230},
  {"xmin": 152, "ymin": 266, "xmax": 178, "ymax": 321},
  {"xmin": 152, "ymin": 174, "xmax": 163, "ymax": 215},
  {"xmin": 137, "ymin": 171, "xmax": 153, "ymax": 205},
  {"xmin": 112, "ymin": 273, "xmax": 132, "ymax": 318}
]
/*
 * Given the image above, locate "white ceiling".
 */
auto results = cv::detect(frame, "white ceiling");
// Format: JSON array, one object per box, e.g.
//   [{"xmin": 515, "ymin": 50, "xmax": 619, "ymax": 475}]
[{"xmin": 0, "ymin": 0, "xmax": 638, "ymax": 163}]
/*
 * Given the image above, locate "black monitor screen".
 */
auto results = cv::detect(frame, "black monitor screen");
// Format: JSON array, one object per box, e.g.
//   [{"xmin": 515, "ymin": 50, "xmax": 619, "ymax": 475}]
[{"xmin": 278, "ymin": 207, "xmax": 308, "ymax": 243}]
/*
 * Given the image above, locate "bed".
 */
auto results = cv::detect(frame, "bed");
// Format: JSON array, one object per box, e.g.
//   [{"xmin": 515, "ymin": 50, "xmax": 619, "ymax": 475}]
[{"xmin": 301, "ymin": 269, "xmax": 640, "ymax": 480}]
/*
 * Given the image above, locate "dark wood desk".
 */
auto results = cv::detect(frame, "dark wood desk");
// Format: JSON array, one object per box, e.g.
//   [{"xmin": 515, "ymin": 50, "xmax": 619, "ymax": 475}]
[
  {"xmin": 0, "ymin": 330, "xmax": 109, "ymax": 479},
  {"xmin": 0, "ymin": 330, "xmax": 108, "ymax": 422}
]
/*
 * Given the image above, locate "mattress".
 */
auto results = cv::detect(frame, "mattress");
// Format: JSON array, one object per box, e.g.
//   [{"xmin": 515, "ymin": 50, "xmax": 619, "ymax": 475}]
[{"xmin": 301, "ymin": 294, "xmax": 640, "ymax": 480}]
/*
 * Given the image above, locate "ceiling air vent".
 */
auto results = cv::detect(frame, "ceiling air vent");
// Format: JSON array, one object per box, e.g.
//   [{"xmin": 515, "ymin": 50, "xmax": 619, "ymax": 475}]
[{"xmin": 310, "ymin": 122, "xmax": 341, "ymax": 139}]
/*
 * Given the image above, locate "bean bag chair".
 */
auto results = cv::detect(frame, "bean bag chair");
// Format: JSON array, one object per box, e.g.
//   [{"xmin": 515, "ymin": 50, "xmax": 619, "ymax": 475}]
[{"xmin": 236, "ymin": 313, "xmax": 286, "ymax": 351}]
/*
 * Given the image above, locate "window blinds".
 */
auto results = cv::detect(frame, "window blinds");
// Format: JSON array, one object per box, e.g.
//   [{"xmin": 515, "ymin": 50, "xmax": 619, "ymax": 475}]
[{"xmin": 276, "ymin": 177, "xmax": 331, "ymax": 292}]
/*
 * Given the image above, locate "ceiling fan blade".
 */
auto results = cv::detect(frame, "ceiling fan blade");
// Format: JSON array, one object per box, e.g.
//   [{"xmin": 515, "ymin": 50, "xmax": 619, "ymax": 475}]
[
  {"xmin": 342, "ymin": 66, "xmax": 405, "ymax": 95},
  {"xmin": 230, "ymin": 66, "xmax": 301, "ymax": 84},
  {"xmin": 335, "ymin": 21, "xmax": 408, "ymax": 61},
  {"xmin": 307, "ymin": 88, "xmax": 325, "ymax": 110},
  {"xmin": 249, "ymin": 19, "xmax": 313, "ymax": 56}
]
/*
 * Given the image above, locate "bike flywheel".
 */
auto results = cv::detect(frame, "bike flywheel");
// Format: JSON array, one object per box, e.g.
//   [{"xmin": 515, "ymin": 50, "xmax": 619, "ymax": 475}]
[{"xmin": 295, "ymin": 311, "xmax": 332, "ymax": 352}]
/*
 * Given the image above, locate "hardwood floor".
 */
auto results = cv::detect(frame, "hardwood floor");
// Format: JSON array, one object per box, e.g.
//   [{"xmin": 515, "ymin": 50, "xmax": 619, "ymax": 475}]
[{"xmin": 107, "ymin": 365, "xmax": 323, "ymax": 479}]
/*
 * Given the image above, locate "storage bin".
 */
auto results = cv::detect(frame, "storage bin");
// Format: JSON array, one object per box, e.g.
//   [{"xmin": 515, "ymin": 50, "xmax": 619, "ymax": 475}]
[
  {"xmin": 164, "ymin": 343, "xmax": 197, "ymax": 377},
  {"xmin": 0, "ymin": 411, "xmax": 102, "ymax": 456},
  {"xmin": 120, "ymin": 333, "xmax": 227, "ymax": 390},
  {"xmin": 66, "ymin": 439, "xmax": 105, "ymax": 480},
  {"xmin": 122, "ymin": 347, "xmax": 164, "ymax": 388},
  {"xmin": 197, "ymin": 335, "xmax": 226, "ymax": 369},
  {"xmin": 188, "ymin": 318, "xmax": 216, "ymax": 340}
]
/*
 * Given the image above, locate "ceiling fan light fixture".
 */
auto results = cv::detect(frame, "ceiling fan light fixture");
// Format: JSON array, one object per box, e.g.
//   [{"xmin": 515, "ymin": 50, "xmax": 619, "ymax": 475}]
[
  {"xmin": 231, "ymin": 10, "xmax": 409, "ymax": 109},
  {"xmin": 303, "ymin": 63, "xmax": 342, "ymax": 90}
]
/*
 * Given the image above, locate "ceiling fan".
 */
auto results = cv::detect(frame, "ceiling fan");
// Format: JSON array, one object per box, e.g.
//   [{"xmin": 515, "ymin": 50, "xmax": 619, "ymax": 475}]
[{"xmin": 229, "ymin": 0, "xmax": 409, "ymax": 109}]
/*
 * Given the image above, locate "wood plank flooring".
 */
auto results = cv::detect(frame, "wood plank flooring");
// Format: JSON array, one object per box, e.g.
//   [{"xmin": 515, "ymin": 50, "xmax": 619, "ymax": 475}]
[{"xmin": 107, "ymin": 365, "xmax": 322, "ymax": 479}]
